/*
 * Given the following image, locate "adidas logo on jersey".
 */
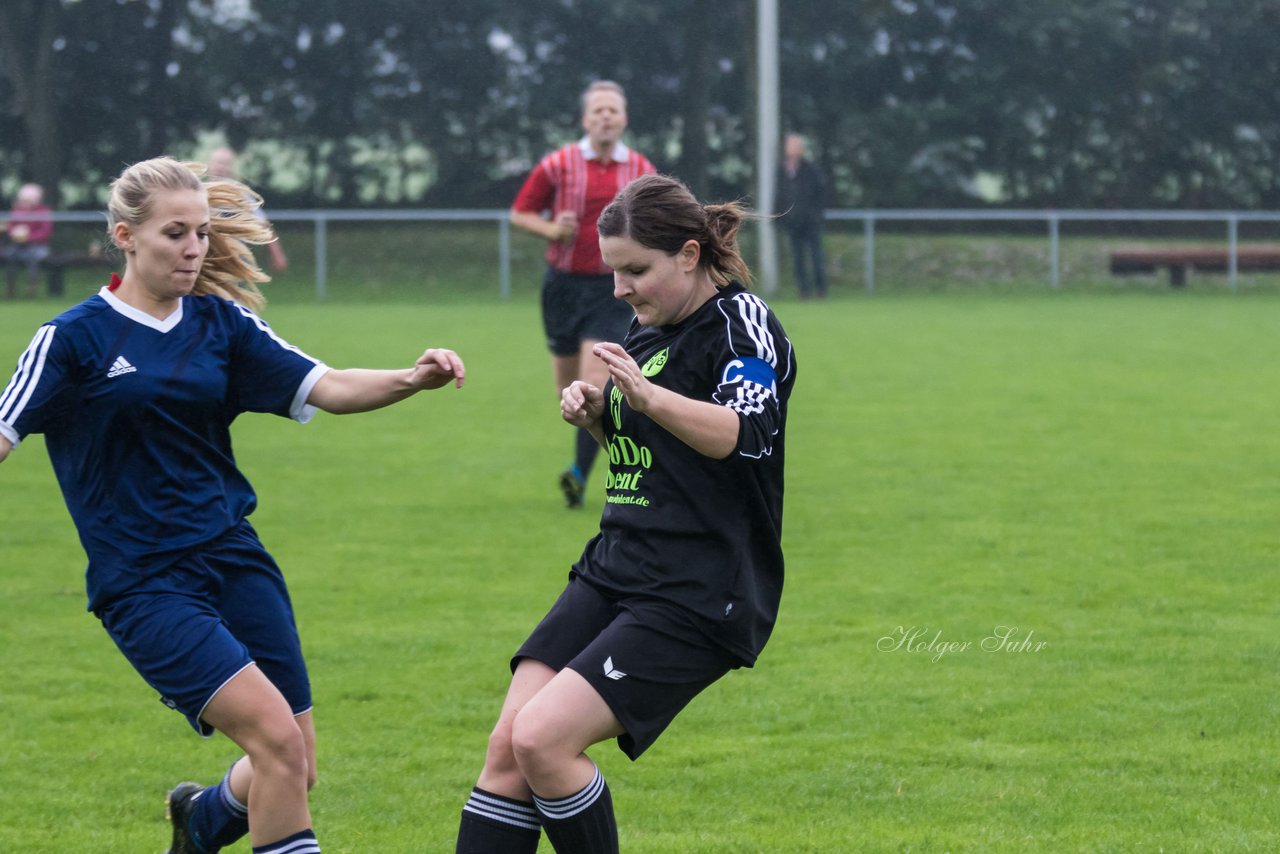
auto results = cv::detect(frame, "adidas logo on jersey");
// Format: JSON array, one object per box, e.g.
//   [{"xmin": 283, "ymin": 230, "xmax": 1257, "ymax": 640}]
[
  {"xmin": 603, "ymin": 656, "xmax": 627, "ymax": 680},
  {"xmin": 107, "ymin": 356, "xmax": 137, "ymax": 378}
]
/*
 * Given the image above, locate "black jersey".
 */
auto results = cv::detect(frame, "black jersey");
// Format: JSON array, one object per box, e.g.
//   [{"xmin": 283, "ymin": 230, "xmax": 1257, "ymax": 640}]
[{"xmin": 572, "ymin": 282, "xmax": 796, "ymax": 664}]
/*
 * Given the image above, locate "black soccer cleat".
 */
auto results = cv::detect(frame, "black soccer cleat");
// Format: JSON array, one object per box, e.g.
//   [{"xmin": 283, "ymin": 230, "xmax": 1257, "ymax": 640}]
[
  {"xmin": 164, "ymin": 781, "xmax": 207, "ymax": 854},
  {"xmin": 559, "ymin": 468, "xmax": 585, "ymax": 509}
]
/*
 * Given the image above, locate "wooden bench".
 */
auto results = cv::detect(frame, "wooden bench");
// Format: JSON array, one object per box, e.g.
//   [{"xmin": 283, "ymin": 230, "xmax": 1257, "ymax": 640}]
[
  {"xmin": 40, "ymin": 250, "xmax": 111, "ymax": 296},
  {"xmin": 1110, "ymin": 245, "xmax": 1280, "ymax": 287}
]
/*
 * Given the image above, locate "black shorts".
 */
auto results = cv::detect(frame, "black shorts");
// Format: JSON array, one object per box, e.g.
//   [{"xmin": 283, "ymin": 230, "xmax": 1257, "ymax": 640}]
[
  {"xmin": 540, "ymin": 268, "xmax": 634, "ymax": 357},
  {"xmin": 514, "ymin": 575, "xmax": 737, "ymax": 760}
]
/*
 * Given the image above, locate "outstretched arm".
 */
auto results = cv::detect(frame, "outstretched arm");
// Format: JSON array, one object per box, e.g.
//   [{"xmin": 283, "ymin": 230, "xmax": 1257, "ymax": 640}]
[
  {"xmin": 592, "ymin": 342, "xmax": 740, "ymax": 459},
  {"xmin": 307, "ymin": 348, "xmax": 465, "ymax": 415}
]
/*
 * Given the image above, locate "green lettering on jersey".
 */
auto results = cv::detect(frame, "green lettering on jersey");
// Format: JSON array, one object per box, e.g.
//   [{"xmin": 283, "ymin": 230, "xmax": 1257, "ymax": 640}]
[
  {"xmin": 609, "ymin": 385, "xmax": 624, "ymax": 431},
  {"xmin": 641, "ymin": 347, "xmax": 669, "ymax": 377}
]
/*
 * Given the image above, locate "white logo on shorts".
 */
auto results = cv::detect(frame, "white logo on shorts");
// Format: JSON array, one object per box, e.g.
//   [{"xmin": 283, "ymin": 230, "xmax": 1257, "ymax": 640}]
[{"xmin": 603, "ymin": 656, "xmax": 627, "ymax": 680}]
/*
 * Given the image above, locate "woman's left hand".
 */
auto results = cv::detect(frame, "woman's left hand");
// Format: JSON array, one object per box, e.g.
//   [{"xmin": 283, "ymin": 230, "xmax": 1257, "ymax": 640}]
[
  {"xmin": 409, "ymin": 348, "xmax": 466, "ymax": 390},
  {"xmin": 592, "ymin": 342, "xmax": 655, "ymax": 412}
]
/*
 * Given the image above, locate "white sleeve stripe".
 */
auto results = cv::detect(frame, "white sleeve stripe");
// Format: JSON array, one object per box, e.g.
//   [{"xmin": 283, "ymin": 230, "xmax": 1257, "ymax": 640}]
[
  {"xmin": 742, "ymin": 295, "xmax": 773, "ymax": 362},
  {"xmin": 733, "ymin": 294, "xmax": 777, "ymax": 366},
  {"xmin": 0, "ymin": 325, "xmax": 50, "ymax": 415},
  {"xmin": 779, "ymin": 336, "xmax": 795, "ymax": 383},
  {"xmin": 0, "ymin": 324, "xmax": 55, "ymax": 424},
  {"xmin": 234, "ymin": 304, "xmax": 322, "ymax": 366}
]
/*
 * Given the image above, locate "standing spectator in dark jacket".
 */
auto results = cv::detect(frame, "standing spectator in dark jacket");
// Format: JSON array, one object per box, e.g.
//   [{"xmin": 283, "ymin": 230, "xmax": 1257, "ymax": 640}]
[{"xmin": 775, "ymin": 134, "xmax": 827, "ymax": 299}]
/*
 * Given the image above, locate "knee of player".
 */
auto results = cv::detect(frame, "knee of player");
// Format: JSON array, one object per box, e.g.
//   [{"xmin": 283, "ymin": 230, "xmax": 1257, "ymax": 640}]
[
  {"xmin": 483, "ymin": 720, "xmax": 519, "ymax": 769},
  {"xmin": 508, "ymin": 709, "xmax": 561, "ymax": 776},
  {"xmin": 246, "ymin": 718, "xmax": 310, "ymax": 778}
]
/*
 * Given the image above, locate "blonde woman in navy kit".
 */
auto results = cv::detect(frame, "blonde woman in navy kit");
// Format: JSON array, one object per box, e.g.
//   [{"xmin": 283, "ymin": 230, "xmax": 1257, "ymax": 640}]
[{"xmin": 0, "ymin": 156, "xmax": 465, "ymax": 854}]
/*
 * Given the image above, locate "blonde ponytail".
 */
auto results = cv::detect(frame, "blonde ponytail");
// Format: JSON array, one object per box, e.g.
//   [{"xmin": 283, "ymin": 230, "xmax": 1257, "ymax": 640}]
[{"xmin": 107, "ymin": 156, "xmax": 273, "ymax": 311}]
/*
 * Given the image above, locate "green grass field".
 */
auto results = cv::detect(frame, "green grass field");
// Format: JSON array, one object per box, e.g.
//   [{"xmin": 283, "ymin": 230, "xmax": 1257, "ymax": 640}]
[{"xmin": 2, "ymin": 284, "xmax": 1279, "ymax": 852}]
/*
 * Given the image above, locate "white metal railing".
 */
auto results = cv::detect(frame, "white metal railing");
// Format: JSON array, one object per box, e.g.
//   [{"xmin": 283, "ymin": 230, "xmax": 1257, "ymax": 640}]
[
  {"xmin": 828, "ymin": 209, "xmax": 1280, "ymax": 293},
  {"xmin": 267, "ymin": 209, "xmax": 510, "ymax": 301},
  {"xmin": 31, "ymin": 208, "xmax": 1280, "ymax": 298}
]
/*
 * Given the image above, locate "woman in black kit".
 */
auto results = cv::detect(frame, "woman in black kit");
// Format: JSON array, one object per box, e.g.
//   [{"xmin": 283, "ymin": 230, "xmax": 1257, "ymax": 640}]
[{"xmin": 456, "ymin": 173, "xmax": 797, "ymax": 854}]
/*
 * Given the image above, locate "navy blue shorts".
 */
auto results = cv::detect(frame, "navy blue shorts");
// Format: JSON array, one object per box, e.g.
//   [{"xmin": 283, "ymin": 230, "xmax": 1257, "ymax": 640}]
[
  {"xmin": 540, "ymin": 268, "xmax": 634, "ymax": 356},
  {"xmin": 96, "ymin": 522, "xmax": 311, "ymax": 737},
  {"xmin": 514, "ymin": 575, "xmax": 737, "ymax": 760}
]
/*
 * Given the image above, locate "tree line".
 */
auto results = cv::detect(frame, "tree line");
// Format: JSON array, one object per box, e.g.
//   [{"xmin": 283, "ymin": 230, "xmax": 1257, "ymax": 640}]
[{"xmin": 3, "ymin": 0, "xmax": 1279, "ymax": 210}]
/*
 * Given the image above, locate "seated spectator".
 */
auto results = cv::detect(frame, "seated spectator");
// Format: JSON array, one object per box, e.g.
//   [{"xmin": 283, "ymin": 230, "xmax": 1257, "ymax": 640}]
[{"xmin": 2, "ymin": 183, "xmax": 53, "ymax": 298}]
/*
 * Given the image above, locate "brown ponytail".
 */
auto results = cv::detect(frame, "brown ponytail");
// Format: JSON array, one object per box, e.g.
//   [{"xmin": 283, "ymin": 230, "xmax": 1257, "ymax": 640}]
[{"xmin": 702, "ymin": 202, "xmax": 753, "ymax": 287}]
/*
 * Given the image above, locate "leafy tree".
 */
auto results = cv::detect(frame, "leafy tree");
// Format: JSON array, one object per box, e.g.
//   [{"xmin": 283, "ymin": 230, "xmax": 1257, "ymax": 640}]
[
  {"xmin": 0, "ymin": 0, "xmax": 66, "ymax": 203},
  {"xmin": 3, "ymin": 0, "xmax": 1279, "ymax": 209}
]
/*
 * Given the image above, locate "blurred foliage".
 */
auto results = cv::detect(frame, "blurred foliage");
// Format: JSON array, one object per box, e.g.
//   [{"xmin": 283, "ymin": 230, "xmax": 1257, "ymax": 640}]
[{"xmin": 2, "ymin": 1, "xmax": 1279, "ymax": 209}]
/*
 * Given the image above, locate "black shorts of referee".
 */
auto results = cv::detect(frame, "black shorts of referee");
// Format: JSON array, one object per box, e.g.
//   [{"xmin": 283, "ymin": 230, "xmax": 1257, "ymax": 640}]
[{"xmin": 540, "ymin": 268, "xmax": 634, "ymax": 356}]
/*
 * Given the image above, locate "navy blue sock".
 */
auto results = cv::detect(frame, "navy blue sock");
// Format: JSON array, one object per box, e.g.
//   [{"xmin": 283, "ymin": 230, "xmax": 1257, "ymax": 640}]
[
  {"xmin": 574, "ymin": 428, "xmax": 599, "ymax": 480},
  {"xmin": 252, "ymin": 828, "xmax": 320, "ymax": 854},
  {"xmin": 457, "ymin": 787, "xmax": 541, "ymax": 853},
  {"xmin": 188, "ymin": 765, "xmax": 249, "ymax": 851},
  {"xmin": 533, "ymin": 766, "xmax": 618, "ymax": 854}
]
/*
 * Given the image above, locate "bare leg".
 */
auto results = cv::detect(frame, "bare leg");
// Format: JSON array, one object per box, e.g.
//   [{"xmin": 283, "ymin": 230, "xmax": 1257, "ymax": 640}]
[
  {"xmin": 201, "ymin": 665, "xmax": 313, "ymax": 846},
  {"xmin": 576, "ymin": 339, "xmax": 609, "ymax": 392},
  {"xmin": 551, "ymin": 353, "xmax": 579, "ymax": 396},
  {"xmin": 510, "ymin": 667, "xmax": 623, "ymax": 799},
  {"xmin": 552, "ymin": 341, "xmax": 611, "ymax": 397},
  {"xmin": 552, "ymin": 346, "xmax": 607, "ymax": 506},
  {"xmin": 476, "ymin": 659, "xmax": 559, "ymax": 800},
  {"xmin": 225, "ymin": 708, "xmax": 319, "ymax": 801}
]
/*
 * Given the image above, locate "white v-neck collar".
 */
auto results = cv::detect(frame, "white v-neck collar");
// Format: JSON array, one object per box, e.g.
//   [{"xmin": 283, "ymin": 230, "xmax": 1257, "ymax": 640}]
[{"xmin": 99, "ymin": 287, "xmax": 185, "ymax": 333}]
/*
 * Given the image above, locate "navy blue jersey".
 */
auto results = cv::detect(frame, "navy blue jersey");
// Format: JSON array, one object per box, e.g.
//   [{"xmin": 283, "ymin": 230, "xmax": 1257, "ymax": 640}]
[
  {"xmin": 573, "ymin": 283, "xmax": 797, "ymax": 665},
  {"xmin": 0, "ymin": 287, "xmax": 329, "ymax": 611}
]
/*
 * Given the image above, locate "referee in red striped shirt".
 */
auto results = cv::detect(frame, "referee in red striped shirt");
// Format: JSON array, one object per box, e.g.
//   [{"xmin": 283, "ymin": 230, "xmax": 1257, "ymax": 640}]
[{"xmin": 510, "ymin": 80, "xmax": 655, "ymax": 508}]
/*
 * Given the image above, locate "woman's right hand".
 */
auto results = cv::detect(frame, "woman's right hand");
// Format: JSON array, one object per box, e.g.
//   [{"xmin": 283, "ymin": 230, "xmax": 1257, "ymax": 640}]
[
  {"xmin": 551, "ymin": 210, "xmax": 579, "ymax": 243},
  {"xmin": 561, "ymin": 380, "xmax": 603, "ymax": 429}
]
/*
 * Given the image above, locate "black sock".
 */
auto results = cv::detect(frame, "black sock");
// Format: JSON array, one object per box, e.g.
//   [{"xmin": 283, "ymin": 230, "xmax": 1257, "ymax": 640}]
[
  {"xmin": 457, "ymin": 787, "xmax": 541, "ymax": 854},
  {"xmin": 533, "ymin": 766, "xmax": 618, "ymax": 854},
  {"xmin": 574, "ymin": 428, "xmax": 599, "ymax": 481}
]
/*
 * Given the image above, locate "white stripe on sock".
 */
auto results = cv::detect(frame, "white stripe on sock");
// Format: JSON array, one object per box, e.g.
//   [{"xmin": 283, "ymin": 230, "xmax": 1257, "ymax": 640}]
[
  {"xmin": 464, "ymin": 802, "xmax": 543, "ymax": 831},
  {"xmin": 533, "ymin": 766, "xmax": 605, "ymax": 820},
  {"xmin": 254, "ymin": 837, "xmax": 321, "ymax": 854},
  {"xmin": 464, "ymin": 790, "xmax": 541, "ymax": 830}
]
